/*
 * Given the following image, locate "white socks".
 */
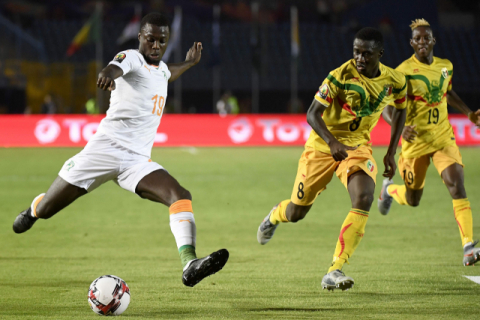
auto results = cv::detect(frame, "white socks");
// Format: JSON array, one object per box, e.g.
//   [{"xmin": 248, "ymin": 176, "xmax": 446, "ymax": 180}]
[
  {"xmin": 169, "ymin": 212, "xmax": 196, "ymax": 249},
  {"xmin": 30, "ymin": 193, "xmax": 45, "ymax": 218}
]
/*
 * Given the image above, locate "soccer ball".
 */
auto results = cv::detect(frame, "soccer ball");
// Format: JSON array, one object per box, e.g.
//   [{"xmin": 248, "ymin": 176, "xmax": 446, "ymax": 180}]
[{"xmin": 88, "ymin": 275, "xmax": 130, "ymax": 316}]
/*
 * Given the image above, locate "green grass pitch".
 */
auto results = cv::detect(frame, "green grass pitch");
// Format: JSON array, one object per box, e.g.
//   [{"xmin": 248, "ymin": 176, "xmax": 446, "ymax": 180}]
[{"xmin": 0, "ymin": 146, "xmax": 479, "ymax": 319}]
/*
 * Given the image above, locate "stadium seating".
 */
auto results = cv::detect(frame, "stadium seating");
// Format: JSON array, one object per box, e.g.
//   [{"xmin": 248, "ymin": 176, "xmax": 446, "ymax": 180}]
[{"xmin": 27, "ymin": 19, "xmax": 478, "ymax": 93}]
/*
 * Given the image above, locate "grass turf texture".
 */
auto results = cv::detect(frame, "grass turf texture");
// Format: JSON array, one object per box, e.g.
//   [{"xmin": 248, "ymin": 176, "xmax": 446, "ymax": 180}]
[{"xmin": 0, "ymin": 147, "xmax": 479, "ymax": 319}]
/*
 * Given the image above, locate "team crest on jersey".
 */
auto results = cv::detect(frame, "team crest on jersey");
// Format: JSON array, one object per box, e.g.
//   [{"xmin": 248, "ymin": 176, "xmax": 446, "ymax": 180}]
[
  {"xmin": 384, "ymin": 84, "xmax": 393, "ymax": 96},
  {"xmin": 366, "ymin": 160, "xmax": 375, "ymax": 173},
  {"xmin": 114, "ymin": 53, "xmax": 126, "ymax": 63},
  {"xmin": 413, "ymin": 69, "xmax": 419, "ymax": 73},
  {"xmin": 441, "ymin": 67, "xmax": 448, "ymax": 79},
  {"xmin": 319, "ymin": 84, "xmax": 329, "ymax": 99}
]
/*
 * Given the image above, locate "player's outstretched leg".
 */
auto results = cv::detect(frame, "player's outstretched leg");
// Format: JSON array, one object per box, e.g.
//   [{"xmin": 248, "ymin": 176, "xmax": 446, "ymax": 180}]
[
  {"xmin": 257, "ymin": 200, "xmax": 311, "ymax": 245},
  {"xmin": 13, "ymin": 176, "xmax": 87, "ymax": 234},
  {"xmin": 136, "ymin": 169, "xmax": 229, "ymax": 286}
]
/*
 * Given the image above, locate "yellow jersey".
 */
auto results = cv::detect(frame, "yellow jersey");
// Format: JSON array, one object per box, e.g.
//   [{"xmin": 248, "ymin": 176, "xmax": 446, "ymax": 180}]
[
  {"xmin": 306, "ymin": 59, "xmax": 407, "ymax": 154},
  {"xmin": 396, "ymin": 55, "xmax": 455, "ymax": 158}
]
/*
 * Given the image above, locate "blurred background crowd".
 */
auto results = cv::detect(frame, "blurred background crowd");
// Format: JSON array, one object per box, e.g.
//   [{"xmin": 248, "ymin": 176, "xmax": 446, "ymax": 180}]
[{"xmin": 0, "ymin": 0, "xmax": 479, "ymax": 115}]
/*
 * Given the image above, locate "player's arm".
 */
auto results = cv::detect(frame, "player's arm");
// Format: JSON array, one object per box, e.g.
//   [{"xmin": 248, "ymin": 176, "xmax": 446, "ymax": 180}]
[
  {"xmin": 97, "ymin": 65, "xmax": 123, "ymax": 91},
  {"xmin": 167, "ymin": 42, "xmax": 202, "ymax": 83},
  {"xmin": 383, "ymin": 105, "xmax": 406, "ymax": 179},
  {"xmin": 447, "ymin": 90, "xmax": 480, "ymax": 128},
  {"xmin": 306, "ymin": 100, "xmax": 357, "ymax": 161},
  {"xmin": 382, "ymin": 105, "xmax": 417, "ymax": 143}
]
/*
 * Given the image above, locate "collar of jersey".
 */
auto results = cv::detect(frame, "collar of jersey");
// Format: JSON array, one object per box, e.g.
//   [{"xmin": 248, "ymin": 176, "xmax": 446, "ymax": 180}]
[
  {"xmin": 147, "ymin": 63, "xmax": 160, "ymax": 70},
  {"xmin": 412, "ymin": 54, "xmax": 436, "ymax": 67}
]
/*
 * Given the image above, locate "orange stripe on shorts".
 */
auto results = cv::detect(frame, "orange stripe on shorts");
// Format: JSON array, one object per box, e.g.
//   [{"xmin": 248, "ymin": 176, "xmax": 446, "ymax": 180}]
[{"xmin": 169, "ymin": 200, "xmax": 193, "ymax": 214}]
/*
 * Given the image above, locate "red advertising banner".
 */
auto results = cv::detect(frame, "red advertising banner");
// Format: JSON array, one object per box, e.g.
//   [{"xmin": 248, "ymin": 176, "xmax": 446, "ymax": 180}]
[{"xmin": 0, "ymin": 114, "xmax": 479, "ymax": 147}]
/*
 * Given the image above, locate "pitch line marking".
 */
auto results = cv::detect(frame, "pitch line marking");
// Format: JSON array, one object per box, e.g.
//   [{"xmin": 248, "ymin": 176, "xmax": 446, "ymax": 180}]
[{"xmin": 463, "ymin": 276, "xmax": 480, "ymax": 285}]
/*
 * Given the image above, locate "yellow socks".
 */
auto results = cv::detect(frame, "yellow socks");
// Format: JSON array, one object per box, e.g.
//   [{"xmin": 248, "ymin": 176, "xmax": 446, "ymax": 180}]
[
  {"xmin": 328, "ymin": 209, "xmax": 368, "ymax": 273},
  {"xmin": 269, "ymin": 200, "xmax": 290, "ymax": 225},
  {"xmin": 387, "ymin": 184, "xmax": 408, "ymax": 205},
  {"xmin": 453, "ymin": 198, "xmax": 473, "ymax": 247}
]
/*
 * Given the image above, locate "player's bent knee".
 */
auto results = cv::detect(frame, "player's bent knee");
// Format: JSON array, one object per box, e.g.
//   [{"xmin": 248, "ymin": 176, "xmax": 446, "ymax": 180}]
[
  {"xmin": 169, "ymin": 187, "xmax": 192, "ymax": 205},
  {"xmin": 407, "ymin": 198, "xmax": 421, "ymax": 207},
  {"xmin": 352, "ymin": 192, "xmax": 374, "ymax": 210},
  {"xmin": 289, "ymin": 212, "xmax": 307, "ymax": 223},
  {"xmin": 288, "ymin": 204, "xmax": 310, "ymax": 223}
]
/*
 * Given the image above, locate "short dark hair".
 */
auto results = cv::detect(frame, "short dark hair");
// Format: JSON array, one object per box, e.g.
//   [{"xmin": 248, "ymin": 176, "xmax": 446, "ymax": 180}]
[
  {"xmin": 354, "ymin": 27, "xmax": 384, "ymax": 50},
  {"xmin": 140, "ymin": 12, "xmax": 170, "ymax": 32}
]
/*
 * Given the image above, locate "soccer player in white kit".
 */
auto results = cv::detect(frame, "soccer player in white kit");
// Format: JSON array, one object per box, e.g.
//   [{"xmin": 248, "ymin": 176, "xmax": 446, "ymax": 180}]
[{"xmin": 13, "ymin": 12, "xmax": 229, "ymax": 287}]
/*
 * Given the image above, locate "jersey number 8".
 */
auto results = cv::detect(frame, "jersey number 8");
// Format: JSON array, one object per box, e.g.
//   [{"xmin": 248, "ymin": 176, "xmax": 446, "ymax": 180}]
[
  {"xmin": 152, "ymin": 95, "xmax": 165, "ymax": 116},
  {"xmin": 349, "ymin": 117, "xmax": 362, "ymax": 131}
]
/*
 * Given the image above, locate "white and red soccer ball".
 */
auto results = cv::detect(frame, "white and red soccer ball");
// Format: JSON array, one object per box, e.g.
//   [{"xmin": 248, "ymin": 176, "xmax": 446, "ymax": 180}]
[{"xmin": 88, "ymin": 275, "xmax": 130, "ymax": 316}]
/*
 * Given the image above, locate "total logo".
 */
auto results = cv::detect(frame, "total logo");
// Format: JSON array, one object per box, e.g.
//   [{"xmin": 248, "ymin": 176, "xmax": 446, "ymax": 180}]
[
  {"xmin": 34, "ymin": 118, "xmax": 168, "ymax": 144},
  {"xmin": 228, "ymin": 117, "xmax": 311, "ymax": 144},
  {"xmin": 34, "ymin": 119, "xmax": 98, "ymax": 144}
]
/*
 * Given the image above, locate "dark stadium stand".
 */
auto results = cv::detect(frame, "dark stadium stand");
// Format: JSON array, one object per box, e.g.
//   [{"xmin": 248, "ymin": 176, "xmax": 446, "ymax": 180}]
[{"xmin": 28, "ymin": 19, "xmax": 480, "ymax": 94}]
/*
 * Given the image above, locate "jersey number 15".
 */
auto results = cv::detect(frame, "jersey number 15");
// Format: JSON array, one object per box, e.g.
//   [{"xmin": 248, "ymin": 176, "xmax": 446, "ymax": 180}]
[{"xmin": 152, "ymin": 95, "xmax": 165, "ymax": 116}]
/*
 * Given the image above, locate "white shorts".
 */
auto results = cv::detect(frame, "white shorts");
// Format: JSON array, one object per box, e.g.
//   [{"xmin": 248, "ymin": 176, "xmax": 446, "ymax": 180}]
[{"xmin": 59, "ymin": 133, "xmax": 163, "ymax": 193}]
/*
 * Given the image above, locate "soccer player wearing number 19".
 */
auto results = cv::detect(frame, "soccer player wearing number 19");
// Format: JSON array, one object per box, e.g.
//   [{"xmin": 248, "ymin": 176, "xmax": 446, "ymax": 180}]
[
  {"xmin": 378, "ymin": 19, "xmax": 480, "ymax": 266},
  {"xmin": 257, "ymin": 28, "xmax": 407, "ymax": 291},
  {"xmin": 12, "ymin": 13, "xmax": 229, "ymax": 287}
]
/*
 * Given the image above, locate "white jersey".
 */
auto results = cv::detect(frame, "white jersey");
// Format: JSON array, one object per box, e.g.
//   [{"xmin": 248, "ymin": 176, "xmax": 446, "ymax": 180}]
[{"xmin": 96, "ymin": 50, "xmax": 171, "ymax": 157}]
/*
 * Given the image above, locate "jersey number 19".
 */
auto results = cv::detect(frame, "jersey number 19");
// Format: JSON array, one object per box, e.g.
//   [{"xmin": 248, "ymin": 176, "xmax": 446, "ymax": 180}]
[{"xmin": 152, "ymin": 95, "xmax": 165, "ymax": 116}]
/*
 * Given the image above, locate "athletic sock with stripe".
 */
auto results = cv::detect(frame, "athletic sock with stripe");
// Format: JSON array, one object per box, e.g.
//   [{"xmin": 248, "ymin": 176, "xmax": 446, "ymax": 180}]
[
  {"xmin": 453, "ymin": 198, "xmax": 473, "ymax": 247},
  {"xmin": 328, "ymin": 209, "xmax": 368, "ymax": 273},
  {"xmin": 269, "ymin": 200, "xmax": 290, "ymax": 225},
  {"xmin": 387, "ymin": 184, "xmax": 408, "ymax": 205},
  {"xmin": 169, "ymin": 200, "xmax": 197, "ymax": 269}
]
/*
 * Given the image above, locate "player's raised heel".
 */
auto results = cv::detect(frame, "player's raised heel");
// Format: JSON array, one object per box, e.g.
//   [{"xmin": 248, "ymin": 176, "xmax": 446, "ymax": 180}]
[
  {"xmin": 321, "ymin": 269, "xmax": 354, "ymax": 291},
  {"xmin": 13, "ymin": 208, "xmax": 38, "ymax": 234},
  {"xmin": 377, "ymin": 178, "xmax": 394, "ymax": 215},
  {"xmin": 463, "ymin": 240, "xmax": 480, "ymax": 266},
  {"xmin": 257, "ymin": 206, "xmax": 279, "ymax": 245},
  {"xmin": 182, "ymin": 249, "xmax": 229, "ymax": 287}
]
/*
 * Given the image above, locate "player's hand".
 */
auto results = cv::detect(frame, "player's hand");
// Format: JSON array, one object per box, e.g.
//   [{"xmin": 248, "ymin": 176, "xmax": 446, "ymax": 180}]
[
  {"xmin": 185, "ymin": 42, "xmax": 202, "ymax": 65},
  {"xmin": 402, "ymin": 125, "xmax": 417, "ymax": 143},
  {"xmin": 329, "ymin": 140, "xmax": 357, "ymax": 162},
  {"xmin": 383, "ymin": 152, "xmax": 396, "ymax": 179},
  {"xmin": 97, "ymin": 73, "xmax": 116, "ymax": 91},
  {"xmin": 468, "ymin": 110, "xmax": 480, "ymax": 128}
]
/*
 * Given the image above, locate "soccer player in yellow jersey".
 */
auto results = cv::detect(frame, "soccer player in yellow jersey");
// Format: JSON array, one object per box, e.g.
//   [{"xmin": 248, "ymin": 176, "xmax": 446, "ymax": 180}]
[
  {"xmin": 257, "ymin": 28, "xmax": 407, "ymax": 291},
  {"xmin": 378, "ymin": 19, "xmax": 480, "ymax": 266}
]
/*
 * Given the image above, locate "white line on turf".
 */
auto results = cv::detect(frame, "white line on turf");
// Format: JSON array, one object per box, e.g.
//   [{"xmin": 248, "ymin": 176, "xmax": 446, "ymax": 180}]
[
  {"xmin": 463, "ymin": 276, "xmax": 480, "ymax": 285},
  {"xmin": 181, "ymin": 147, "xmax": 199, "ymax": 155}
]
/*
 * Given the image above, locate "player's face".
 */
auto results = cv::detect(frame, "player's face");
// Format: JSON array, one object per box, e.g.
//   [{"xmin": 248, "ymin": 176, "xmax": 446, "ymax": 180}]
[
  {"xmin": 138, "ymin": 23, "xmax": 170, "ymax": 66},
  {"xmin": 410, "ymin": 27, "xmax": 435, "ymax": 58},
  {"xmin": 353, "ymin": 39, "xmax": 384, "ymax": 77}
]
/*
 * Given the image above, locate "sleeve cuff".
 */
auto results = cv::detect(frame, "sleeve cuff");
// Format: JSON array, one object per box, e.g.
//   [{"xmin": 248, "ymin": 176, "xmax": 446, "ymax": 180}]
[
  {"xmin": 109, "ymin": 61, "xmax": 130, "ymax": 75},
  {"xmin": 314, "ymin": 94, "xmax": 332, "ymax": 105}
]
